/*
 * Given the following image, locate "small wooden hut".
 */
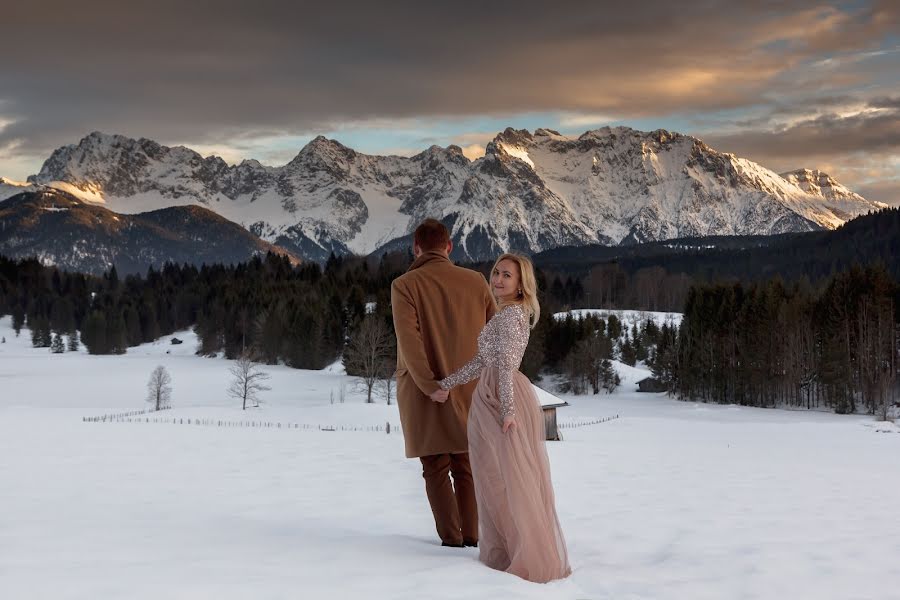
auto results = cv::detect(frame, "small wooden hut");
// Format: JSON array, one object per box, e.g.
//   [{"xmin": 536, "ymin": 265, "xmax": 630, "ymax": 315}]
[{"xmin": 532, "ymin": 384, "xmax": 570, "ymax": 441}]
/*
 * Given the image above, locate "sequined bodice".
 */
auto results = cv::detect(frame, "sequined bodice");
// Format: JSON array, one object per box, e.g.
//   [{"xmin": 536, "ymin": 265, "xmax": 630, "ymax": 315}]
[{"xmin": 439, "ymin": 304, "xmax": 530, "ymax": 420}]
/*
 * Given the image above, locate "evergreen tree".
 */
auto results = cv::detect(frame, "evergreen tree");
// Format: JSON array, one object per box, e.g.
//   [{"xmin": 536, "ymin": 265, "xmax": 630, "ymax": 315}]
[
  {"xmin": 11, "ymin": 305, "xmax": 24, "ymax": 336},
  {"xmin": 50, "ymin": 332, "xmax": 65, "ymax": 354},
  {"xmin": 599, "ymin": 359, "xmax": 620, "ymax": 393},
  {"xmin": 619, "ymin": 334, "xmax": 637, "ymax": 366},
  {"xmin": 649, "ymin": 321, "xmax": 679, "ymax": 392},
  {"xmin": 30, "ymin": 316, "xmax": 52, "ymax": 348},
  {"xmin": 106, "ymin": 310, "xmax": 128, "ymax": 354},
  {"xmin": 82, "ymin": 311, "xmax": 108, "ymax": 354},
  {"xmin": 521, "ymin": 311, "xmax": 548, "ymax": 380},
  {"xmin": 606, "ymin": 314, "xmax": 622, "ymax": 340}
]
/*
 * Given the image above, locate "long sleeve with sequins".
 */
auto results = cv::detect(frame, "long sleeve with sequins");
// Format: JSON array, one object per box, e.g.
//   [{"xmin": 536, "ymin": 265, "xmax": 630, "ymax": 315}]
[
  {"xmin": 439, "ymin": 305, "xmax": 530, "ymax": 421},
  {"xmin": 495, "ymin": 306, "xmax": 529, "ymax": 420},
  {"xmin": 438, "ymin": 349, "xmax": 485, "ymax": 390}
]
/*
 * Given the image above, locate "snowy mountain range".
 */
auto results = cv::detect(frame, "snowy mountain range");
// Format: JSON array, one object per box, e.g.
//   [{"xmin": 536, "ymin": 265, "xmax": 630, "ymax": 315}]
[{"xmin": 1, "ymin": 127, "xmax": 886, "ymax": 263}]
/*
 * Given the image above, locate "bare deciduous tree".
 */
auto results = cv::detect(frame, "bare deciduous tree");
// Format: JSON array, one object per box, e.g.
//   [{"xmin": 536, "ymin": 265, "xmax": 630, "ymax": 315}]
[
  {"xmin": 343, "ymin": 315, "xmax": 395, "ymax": 403},
  {"xmin": 228, "ymin": 353, "xmax": 272, "ymax": 410},
  {"xmin": 379, "ymin": 363, "xmax": 396, "ymax": 405},
  {"xmin": 146, "ymin": 365, "xmax": 172, "ymax": 411}
]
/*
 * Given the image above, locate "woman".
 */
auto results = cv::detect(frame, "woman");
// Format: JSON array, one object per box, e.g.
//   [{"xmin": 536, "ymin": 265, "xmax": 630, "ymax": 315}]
[{"xmin": 436, "ymin": 253, "xmax": 571, "ymax": 583}]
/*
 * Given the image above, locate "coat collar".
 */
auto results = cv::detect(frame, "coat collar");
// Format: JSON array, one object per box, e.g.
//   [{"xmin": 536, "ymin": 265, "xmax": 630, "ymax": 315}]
[{"xmin": 407, "ymin": 250, "xmax": 451, "ymax": 272}]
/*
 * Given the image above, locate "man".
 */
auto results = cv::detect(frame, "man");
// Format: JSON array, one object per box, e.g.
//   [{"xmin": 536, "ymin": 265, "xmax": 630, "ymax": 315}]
[{"xmin": 391, "ymin": 219, "xmax": 495, "ymax": 548}]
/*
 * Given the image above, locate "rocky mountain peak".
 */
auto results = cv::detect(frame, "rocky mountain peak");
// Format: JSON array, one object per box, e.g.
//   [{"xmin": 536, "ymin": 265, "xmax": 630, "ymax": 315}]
[
  {"xmin": 238, "ymin": 158, "xmax": 266, "ymax": 169},
  {"xmin": 413, "ymin": 144, "xmax": 469, "ymax": 169},
  {"xmin": 299, "ymin": 135, "xmax": 354, "ymax": 157},
  {"xmin": 287, "ymin": 135, "xmax": 358, "ymax": 175},
  {"xmin": 493, "ymin": 127, "xmax": 535, "ymax": 147},
  {"xmin": 782, "ymin": 168, "xmax": 836, "ymax": 186},
  {"xmin": 534, "ymin": 128, "xmax": 563, "ymax": 137},
  {"xmin": 780, "ymin": 168, "xmax": 863, "ymax": 202}
]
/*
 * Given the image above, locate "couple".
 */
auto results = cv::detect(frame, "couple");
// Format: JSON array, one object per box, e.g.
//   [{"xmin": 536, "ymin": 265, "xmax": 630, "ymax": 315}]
[{"xmin": 391, "ymin": 219, "xmax": 570, "ymax": 584}]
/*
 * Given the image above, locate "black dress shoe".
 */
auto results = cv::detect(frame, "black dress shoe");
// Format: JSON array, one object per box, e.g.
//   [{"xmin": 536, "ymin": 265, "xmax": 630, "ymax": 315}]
[
  {"xmin": 463, "ymin": 539, "xmax": 478, "ymax": 548},
  {"xmin": 441, "ymin": 541, "xmax": 464, "ymax": 548}
]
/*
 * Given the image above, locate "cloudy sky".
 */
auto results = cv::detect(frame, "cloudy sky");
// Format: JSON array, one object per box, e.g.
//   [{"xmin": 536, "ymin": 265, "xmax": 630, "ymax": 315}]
[{"xmin": 1, "ymin": 0, "xmax": 897, "ymax": 204}]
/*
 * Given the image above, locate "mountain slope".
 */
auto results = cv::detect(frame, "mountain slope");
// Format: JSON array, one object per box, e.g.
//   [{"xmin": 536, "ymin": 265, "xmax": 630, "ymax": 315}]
[{"xmin": 0, "ymin": 189, "xmax": 300, "ymax": 274}]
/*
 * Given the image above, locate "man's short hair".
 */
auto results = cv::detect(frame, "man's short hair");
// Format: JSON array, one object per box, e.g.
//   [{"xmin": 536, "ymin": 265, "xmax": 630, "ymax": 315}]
[{"xmin": 414, "ymin": 219, "xmax": 451, "ymax": 251}]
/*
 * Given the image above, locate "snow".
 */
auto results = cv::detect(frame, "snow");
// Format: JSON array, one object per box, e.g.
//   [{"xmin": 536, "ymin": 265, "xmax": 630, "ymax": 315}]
[
  {"xmin": 497, "ymin": 142, "xmax": 536, "ymax": 169},
  {"xmin": 0, "ymin": 177, "xmax": 37, "ymax": 200},
  {"xmin": 2, "ymin": 314, "xmax": 899, "ymax": 599},
  {"xmin": 43, "ymin": 180, "xmax": 106, "ymax": 205},
  {"xmin": 553, "ymin": 308, "xmax": 683, "ymax": 329},
  {"xmin": 533, "ymin": 384, "xmax": 567, "ymax": 408},
  {"xmin": 341, "ymin": 187, "xmax": 407, "ymax": 255}
]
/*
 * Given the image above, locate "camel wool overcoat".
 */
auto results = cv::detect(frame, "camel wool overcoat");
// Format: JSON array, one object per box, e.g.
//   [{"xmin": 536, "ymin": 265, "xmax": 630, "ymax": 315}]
[{"xmin": 391, "ymin": 251, "xmax": 496, "ymax": 458}]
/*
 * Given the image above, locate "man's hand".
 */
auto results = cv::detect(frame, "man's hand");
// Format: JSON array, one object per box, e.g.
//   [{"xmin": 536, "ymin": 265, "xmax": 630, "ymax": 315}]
[{"xmin": 430, "ymin": 389, "xmax": 449, "ymax": 403}]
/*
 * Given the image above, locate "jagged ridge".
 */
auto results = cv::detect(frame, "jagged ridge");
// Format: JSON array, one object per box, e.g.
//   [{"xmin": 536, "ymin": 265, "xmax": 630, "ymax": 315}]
[{"xmin": 9, "ymin": 127, "xmax": 886, "ymax": 262}]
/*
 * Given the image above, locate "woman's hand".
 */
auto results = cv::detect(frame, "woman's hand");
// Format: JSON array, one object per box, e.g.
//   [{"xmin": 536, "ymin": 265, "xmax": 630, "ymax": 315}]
[
  {"xmin": 430, "ymin": 388, "xmax": 449, "ymax": 403},
  {"xmin": 502, "ymin": 415, "xmax": 516, "ymax": 433}
]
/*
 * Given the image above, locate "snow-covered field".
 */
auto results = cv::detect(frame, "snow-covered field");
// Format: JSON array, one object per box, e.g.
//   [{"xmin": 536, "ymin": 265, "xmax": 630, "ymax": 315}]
[{"xmin": 2, "ymin": 315, "xmax": 899, "ymax": 600}]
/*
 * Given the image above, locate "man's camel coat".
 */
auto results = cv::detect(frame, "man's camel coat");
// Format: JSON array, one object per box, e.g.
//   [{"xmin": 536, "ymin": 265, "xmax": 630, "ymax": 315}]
[{"xmin": 391, "ymin": 251, "xmax": 496, "ymax": 458}]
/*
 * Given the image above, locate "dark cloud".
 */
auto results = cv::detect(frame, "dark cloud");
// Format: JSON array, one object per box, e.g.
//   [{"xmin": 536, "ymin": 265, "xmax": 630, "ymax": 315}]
[
  {"xmin": 0, "ymin": 0, "xmax": 897, "ymax": 161},
  {"xmin": 730, "ymin": 96, "xmax": 859, "ymax": 128},
  {"xmin": 704, "ymin": 102, "xmax": 900, "ymax": 165},
  {"xmin": 856, "ymin": 179, "xmax": 900, "ymax": 206},
  {"xmin": 870, "ymin": 96, "xmax": 900, "ymax": 109},
  {"xmin": 701, "ymin": 98, "xmax": 900, "ymax": 200}
]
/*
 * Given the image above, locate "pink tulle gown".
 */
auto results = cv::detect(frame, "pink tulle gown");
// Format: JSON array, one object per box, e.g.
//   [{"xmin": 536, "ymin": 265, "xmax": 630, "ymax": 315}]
[{"xmin": 440, "ymin": 304, "xmax": 570, "ymax": 583}]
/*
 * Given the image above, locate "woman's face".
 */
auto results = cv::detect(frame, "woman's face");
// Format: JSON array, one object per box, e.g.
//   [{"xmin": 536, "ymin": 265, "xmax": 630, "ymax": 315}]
[{"xmin": 491, "ymin": 259, "xmax": 521, "ymax": 302}]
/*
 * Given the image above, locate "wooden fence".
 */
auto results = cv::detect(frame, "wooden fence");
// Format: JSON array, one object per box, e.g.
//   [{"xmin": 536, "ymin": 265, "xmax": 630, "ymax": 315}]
[
  {"xmin": 557, "ymin": 415, "xmax": 620, "ymax": 429},
  {"xmin": 82, "ymin": 407, "xmax": 171, "ymax": 422},
  {"xmin": 83, "ymin": 412, "xmax": 402, "ymax": 434},
  {"xmin": 83, "ymin": 410, "xmax": 616, "ymax": 435}
]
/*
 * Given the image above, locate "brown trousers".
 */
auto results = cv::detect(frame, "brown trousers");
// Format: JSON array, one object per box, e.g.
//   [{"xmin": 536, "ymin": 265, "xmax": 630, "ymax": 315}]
[{"xmin": 419, "ymin": 452, "xmax": 478, "ymax": 545}]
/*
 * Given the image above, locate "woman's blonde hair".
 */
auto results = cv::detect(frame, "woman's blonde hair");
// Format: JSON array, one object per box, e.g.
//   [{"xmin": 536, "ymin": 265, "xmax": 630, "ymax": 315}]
[{"xmin": 491, "ymin": 252, "xmax": 540, "ymax": 329}]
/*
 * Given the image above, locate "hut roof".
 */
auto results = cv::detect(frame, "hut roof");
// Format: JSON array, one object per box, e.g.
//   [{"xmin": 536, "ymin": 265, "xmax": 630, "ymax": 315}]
[{"xmin": 532, "ymin": 384, "xmax": 570, "ymax": 410}]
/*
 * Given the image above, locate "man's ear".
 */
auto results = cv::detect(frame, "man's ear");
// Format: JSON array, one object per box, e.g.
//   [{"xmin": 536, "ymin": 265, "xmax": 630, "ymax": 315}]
[
  {"xmin": 413, "ymin": 242, "xmax": 422, "ymax": 257},
  {"xmin": 446, "ymin": 240, "xmax": 453, "ymax": 255}
]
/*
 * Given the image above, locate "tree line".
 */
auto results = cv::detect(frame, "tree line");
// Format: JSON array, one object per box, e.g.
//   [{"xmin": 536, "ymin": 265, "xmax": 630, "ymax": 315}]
[
  {"xmin": 658, "ymin": 265, "xmax": 899, "ymax": 417},
  {"xmin": 0, "ymin": 252, "xmax": 379, "ymax": 368},
  {"xmin": 0, "ymin": 248, "xmax": 659, "ymax": 388}
]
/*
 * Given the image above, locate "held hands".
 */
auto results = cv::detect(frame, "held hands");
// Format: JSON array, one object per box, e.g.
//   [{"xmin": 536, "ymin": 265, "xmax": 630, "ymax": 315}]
[
  {"xmin": 430, "ymin": 388, "xmax": 449, "ymax": 403},
  {"xmin": 502, "ymin": 415, "xmax": 516, "ymax": 434}
]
